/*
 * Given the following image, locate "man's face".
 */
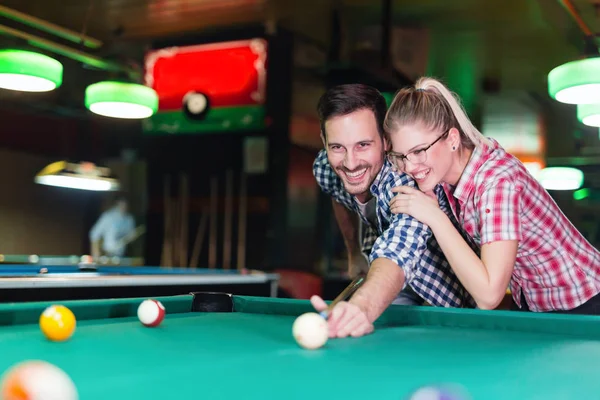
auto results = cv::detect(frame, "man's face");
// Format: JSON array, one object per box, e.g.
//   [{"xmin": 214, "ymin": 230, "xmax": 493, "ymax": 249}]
[{"xmin": 323, "ymin": 108, "xmax": 386, "ymax": 202}]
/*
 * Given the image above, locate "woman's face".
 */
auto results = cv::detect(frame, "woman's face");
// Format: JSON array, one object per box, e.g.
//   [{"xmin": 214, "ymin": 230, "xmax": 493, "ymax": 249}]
[{"xmin": 388, "ymin": 124, "xmax": 457, "ymax": 193}]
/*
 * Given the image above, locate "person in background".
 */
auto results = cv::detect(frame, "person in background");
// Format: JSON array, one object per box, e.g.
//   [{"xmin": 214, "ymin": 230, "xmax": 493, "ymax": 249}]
[{"xmin": 89, "ymin": 196, "xmax": 136, "ymax": 259}]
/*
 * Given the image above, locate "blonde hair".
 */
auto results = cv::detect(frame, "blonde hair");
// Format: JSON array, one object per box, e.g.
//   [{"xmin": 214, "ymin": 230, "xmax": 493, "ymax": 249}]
[{"xmin": 384, "ymin": 77, "xmax": 491, "ymax": 149}]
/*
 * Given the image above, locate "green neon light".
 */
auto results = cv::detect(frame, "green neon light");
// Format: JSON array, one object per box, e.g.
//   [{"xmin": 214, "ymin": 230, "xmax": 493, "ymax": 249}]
[
  {"xmin": 143, "ymin": 105, "xmax": 265, "ymax": 134},
  {"xmin": 548, "ymin": 57, "xmax": 600, "ymax": 104},
  {"xmin": 573, "ymin": 188, "xmax": 591, "ymax": 201},
  {"xmin": 85, "ymin": 81, "xmax": 158, "ymax": 119},
  {"xmin": 0, "ymin": 49, "xmax": 62, "ymax": 92},
  {"xmin": 577, "ymin": 103, "xmax": 600, "ymax": 127}
]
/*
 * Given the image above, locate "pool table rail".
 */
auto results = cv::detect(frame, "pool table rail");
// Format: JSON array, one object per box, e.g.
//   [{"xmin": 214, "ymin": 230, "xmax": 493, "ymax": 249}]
[{"xmin": 1, "ymin": 293, "xmax": 600, "ymax": 342}]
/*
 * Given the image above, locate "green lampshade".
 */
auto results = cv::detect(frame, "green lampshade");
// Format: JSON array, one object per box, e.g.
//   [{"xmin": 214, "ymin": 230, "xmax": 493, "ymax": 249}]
[
  {"xmin": 548, "ymin": 57, "xmax": 600, "ymax": 104},
  {"xmin": 577, "ymin": 103, "xmax": 600, "ymax": 127},
  {"xmin": 0, "ymin": 50, "xmax": 62, "ymax": 92},
  {"xmin": 538, "ymin": 167, "xmax": 584, "ymax": 190},
  {"xmin": 85, "ymin": 81, "xmax": 158, "ymax": 119}
]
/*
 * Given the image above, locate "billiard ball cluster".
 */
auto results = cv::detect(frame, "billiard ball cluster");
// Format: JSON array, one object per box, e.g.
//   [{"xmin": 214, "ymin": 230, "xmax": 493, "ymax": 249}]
[{"xmin": 0, "ymin": 298, "xmax": 167, "ymax": 400}]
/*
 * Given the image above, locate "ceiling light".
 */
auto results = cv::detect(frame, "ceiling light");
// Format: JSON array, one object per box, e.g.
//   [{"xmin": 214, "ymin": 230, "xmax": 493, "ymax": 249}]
[
  {"xmin": 548, "ymin": 57, "xmax": 600, "ymax": 104},
  {"xmin": 577, "ymin": 103, "xmax": 600, "ymax": 127},
  {"xmin": 0, "ymin": 49, "xmax": 62, "ymax": 92},
  {"xmin": 537, "ymin": 167, "xmax": 584, "ymax": 190},
  {"xmin": 35, "ymin": 161, "xmax": 120, "ymax": 191},
  {"xmin": 85, "ymin": 81, "xmax": 158, "ymax": 119}
]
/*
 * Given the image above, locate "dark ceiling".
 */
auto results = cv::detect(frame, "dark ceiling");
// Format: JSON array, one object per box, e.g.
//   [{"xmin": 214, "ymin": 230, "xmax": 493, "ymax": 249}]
[{"xmin": 0, "ymin": 0, "xmax": 598, "ymax": 161}]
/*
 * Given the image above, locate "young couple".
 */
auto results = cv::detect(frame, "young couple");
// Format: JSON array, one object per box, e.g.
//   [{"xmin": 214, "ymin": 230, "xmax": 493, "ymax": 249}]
[{"xmin": 310, "ymin": 79, "xmax": 600, "ymax": 339}]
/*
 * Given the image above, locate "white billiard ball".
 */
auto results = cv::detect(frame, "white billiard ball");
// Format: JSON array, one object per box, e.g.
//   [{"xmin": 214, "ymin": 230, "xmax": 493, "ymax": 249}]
[{"xmin": 292, "ymin": 312, "xmax": 328, "ymax": 350}]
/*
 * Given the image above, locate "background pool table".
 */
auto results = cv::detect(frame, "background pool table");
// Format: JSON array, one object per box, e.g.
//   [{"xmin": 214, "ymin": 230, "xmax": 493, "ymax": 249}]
[
  {"xmin": 0, "ymin": 264, "xmax": 279, "ymax": 302},
  {"xmin": 0, "ymin": 254, "xmax": 145, "ymax": 266},
  {"xmin": 1, "ymin": 293, "xmax": 600, "ymax": 399}
]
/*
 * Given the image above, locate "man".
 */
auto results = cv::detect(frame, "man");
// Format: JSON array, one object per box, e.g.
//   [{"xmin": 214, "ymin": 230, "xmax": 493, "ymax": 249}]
[
  {"xmin": 311, "ymin": 84, "xmax": 474, "ymax": 338},
  {"xmin": 89, "ymin": 196, "xmax": 137, "ymax": 259}
]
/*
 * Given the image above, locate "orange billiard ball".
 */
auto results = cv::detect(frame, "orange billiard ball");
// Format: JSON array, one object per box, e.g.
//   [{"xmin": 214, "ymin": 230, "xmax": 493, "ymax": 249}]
[
  {"xmin": 39, "ymin": 305, "xmax": 76, "ymax": 341},
  {"xmin": 0, "ymin": 360, "xmax": 78, "ymax": 400}
]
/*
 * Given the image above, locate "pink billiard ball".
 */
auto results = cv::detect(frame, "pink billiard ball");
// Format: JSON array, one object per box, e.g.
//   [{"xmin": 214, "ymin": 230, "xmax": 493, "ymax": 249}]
[{"xmin": 137, "ymin": 299, "xmax": 166, "ymax": 327}]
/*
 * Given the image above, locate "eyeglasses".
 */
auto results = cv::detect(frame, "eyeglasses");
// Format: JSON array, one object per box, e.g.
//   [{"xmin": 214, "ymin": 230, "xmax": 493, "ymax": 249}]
[{"xmin": 386, "ymin": 130, "xmax": 449, "ymax": 170}]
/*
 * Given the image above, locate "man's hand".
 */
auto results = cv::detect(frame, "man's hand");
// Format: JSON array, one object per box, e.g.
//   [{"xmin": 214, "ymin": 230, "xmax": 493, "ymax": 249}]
[{"xmin": 310, "ymin": 295, "xmax": 374, "ymax": 338}]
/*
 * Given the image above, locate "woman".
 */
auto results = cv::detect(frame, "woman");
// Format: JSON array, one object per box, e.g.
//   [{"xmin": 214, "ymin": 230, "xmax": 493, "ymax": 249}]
[{"xmin": 385, "ymin": 77, "xmax": 600, "ymax": 314}]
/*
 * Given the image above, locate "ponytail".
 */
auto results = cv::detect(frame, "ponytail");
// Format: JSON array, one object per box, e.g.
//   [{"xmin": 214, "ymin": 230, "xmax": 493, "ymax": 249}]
[{"xmin": 385, "ymin": 77, "xmax": 491, "ymax": 149}]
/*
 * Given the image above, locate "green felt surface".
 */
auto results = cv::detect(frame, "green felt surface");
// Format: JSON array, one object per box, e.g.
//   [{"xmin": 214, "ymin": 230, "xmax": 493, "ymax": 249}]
[{"xmin": 1, "ymin": 296, "xmax": 600, "ymax": 399}]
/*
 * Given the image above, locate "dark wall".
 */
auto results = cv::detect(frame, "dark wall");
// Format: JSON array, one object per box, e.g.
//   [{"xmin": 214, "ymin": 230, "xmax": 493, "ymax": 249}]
[{"xmin": 142, "ymin": 26, "xmax": 294, "ymax": 271}]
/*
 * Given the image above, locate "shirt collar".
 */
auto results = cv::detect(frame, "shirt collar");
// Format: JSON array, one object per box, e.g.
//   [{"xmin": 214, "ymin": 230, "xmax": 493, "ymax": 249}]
[
  {"xmin": 445, "ymin": 137, "xmax": 498, "ymax": 203},
  {"xmin": 369, "ymin": 158, "xmax": 394, "ymax": 196}
]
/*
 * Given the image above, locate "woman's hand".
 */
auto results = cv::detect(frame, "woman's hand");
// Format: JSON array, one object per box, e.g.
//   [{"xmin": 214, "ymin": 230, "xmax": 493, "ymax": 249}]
[{"xmin": 390, "ymin": 186, "xmax": 441, "ymax": 226}]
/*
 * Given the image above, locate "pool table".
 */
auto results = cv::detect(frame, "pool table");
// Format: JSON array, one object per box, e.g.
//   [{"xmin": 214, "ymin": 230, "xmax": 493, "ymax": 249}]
[
  {"xmin": 0, "ymin": 265, "xmax": 279, "ymax": 302},
  {"xmin": 1, "ymin": 293, "xmax": 600, "ymax": 399},
  {"xmin": 0, "ymin": 254, "xmax": 144, "ymax": 266}
]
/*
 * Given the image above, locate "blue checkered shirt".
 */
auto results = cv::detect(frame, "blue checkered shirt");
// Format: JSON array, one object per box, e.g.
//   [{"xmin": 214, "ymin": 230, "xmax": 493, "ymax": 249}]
[{"xmin": 313, "ymin": 149, "xmax": 475, "ymax": 308}]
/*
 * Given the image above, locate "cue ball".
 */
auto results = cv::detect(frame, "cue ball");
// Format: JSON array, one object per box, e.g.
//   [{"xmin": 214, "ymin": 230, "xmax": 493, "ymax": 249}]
[
  {"xmin": 137, "ymin": 299, "xmax": 166, "ymax": 327},
  {"xmin": 39, "ymin": 305, "xmax": 76, "ymax": 342},
  {"xmin": 0, "ymin": 360, "xmax": 78, "ymax": 400},
  {"xmin": 292, "ymin": 312, "xmax": 328, "ymax": 350}
]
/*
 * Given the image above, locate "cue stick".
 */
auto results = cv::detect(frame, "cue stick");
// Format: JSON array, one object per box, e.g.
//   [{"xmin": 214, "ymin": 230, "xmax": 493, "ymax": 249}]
[
  {"xmin": 189, "ymin": 209, "xmax": 208, "ymax": 269},
  {"xmin": 161, "ymin": 175, "xmax": 173, "ymax": 267},
  {"xmin": 171, "ymin": 185, "xmax": 180, "ymax": 267},
  {"xmin": 319, "ymin": 275, "xmax": 366, "ymax": 319},
  {"xmin": 208, "ymin": 175, "xmax": 218, "ymax": 269},
  {"xmin": 117, "ymin": 225, "xmax": 146, "ymax": 248},
  {"xmin": 236, "ymin": 171, "xmax": 247, "ymax": 272},
  {"xmin": 223, "ymin": 169, "xmax": 233, "ymax": 269},
  {"xmin": 179, "ymin": 173, "xmax": 189, "ymax": 268}
]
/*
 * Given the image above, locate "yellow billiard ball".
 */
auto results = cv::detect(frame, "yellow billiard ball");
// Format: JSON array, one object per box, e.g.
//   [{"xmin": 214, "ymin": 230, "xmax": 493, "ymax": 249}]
[{"xmin": 39, "ymin": 305, "xmax": 76, "ymax": 341}]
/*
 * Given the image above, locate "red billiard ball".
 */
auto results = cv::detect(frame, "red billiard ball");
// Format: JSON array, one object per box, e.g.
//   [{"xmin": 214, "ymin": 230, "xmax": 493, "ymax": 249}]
[{"xmin": 137, "ymin": 299, "xmax": 166, "ymax": 327}]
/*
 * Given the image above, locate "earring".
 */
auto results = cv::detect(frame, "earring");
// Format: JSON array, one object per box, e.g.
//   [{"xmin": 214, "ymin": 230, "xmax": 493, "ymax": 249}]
[{"xmin": 452, "ymin": 146, "xmax": 456, "ymax": 150}]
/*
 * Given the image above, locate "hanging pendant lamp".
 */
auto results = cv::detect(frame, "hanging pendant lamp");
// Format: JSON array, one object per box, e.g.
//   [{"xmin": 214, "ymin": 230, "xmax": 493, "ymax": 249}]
[
  {"xmin": 537, "ymin": 167, "xmax": 584, "ymax": 190},
  {"xmin": 548, "ymin": 57, "xmax": 600, "ymax": 104},
  {"xmin": 577, "ymin": 103, "xmax": 600, "ymax": 127},
  {"xmin": 0, "ymin": 49, "xmax": 62, "ymax": 92},
  {"xmin": 85, "ymin": 81, "xmax": 158, "ymax": 119},
  {"xmin": 35, "ymin": 161, "xmax": 120, "ymax": 191}
]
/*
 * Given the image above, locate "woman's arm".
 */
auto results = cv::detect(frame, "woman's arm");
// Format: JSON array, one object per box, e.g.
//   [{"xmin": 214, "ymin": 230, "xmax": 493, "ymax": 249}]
[
  {"xmin": 391, "ymin": 185, "xmax": 518, "ymax": 309},
  {"xmin": 426, "ymin": 208, "xmax": 517, "ymax": 309}
]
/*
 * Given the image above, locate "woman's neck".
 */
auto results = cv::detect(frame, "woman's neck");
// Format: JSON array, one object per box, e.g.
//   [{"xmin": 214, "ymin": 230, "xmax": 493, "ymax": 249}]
[{"xmin": 445, "ymin": 147, "xmax": 473, "ymax": 186}]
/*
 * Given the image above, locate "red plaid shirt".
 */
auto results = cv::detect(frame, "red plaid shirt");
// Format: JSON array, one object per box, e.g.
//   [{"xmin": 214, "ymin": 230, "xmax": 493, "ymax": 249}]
[{"xmin": 441, "ymin": 138, "xmax": 600, "ymax": 312}]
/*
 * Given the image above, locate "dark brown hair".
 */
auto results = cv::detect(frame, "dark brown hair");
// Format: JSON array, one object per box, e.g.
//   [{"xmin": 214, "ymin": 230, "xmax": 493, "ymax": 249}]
[{"xmin": 317, "ymin": 84, "xmax": 387, "ymax": 140}]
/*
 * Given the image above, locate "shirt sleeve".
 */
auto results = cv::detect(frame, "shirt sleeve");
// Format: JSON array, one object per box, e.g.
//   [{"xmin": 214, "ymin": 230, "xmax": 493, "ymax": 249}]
[
  {"xmin": 477, "ymin": 178, "xmax": 523, "ymax": 244},
  {"xmin": 89, "ymin": 212, "xmax": 109, "ymax": 241},
  {"xmin": 125, "ymin": 216, "xmax": 135, "ymax": 233},
  {"xmin": 368, "ymin": 174, "xmax": 432, "ymax": 285}
]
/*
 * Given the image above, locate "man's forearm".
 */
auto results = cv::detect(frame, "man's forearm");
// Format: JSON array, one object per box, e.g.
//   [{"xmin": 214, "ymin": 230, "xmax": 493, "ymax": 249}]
[
  {"xmin": 349, "ymin": 258, "xmax": 405, "ymax": 323},
  {"xmin": 331, "ymin": 200, "xmax": 361, "ymax": 255},
  {"xmin": 91, "ymin": 241, "xmax": 101, "ymax": 258}
]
